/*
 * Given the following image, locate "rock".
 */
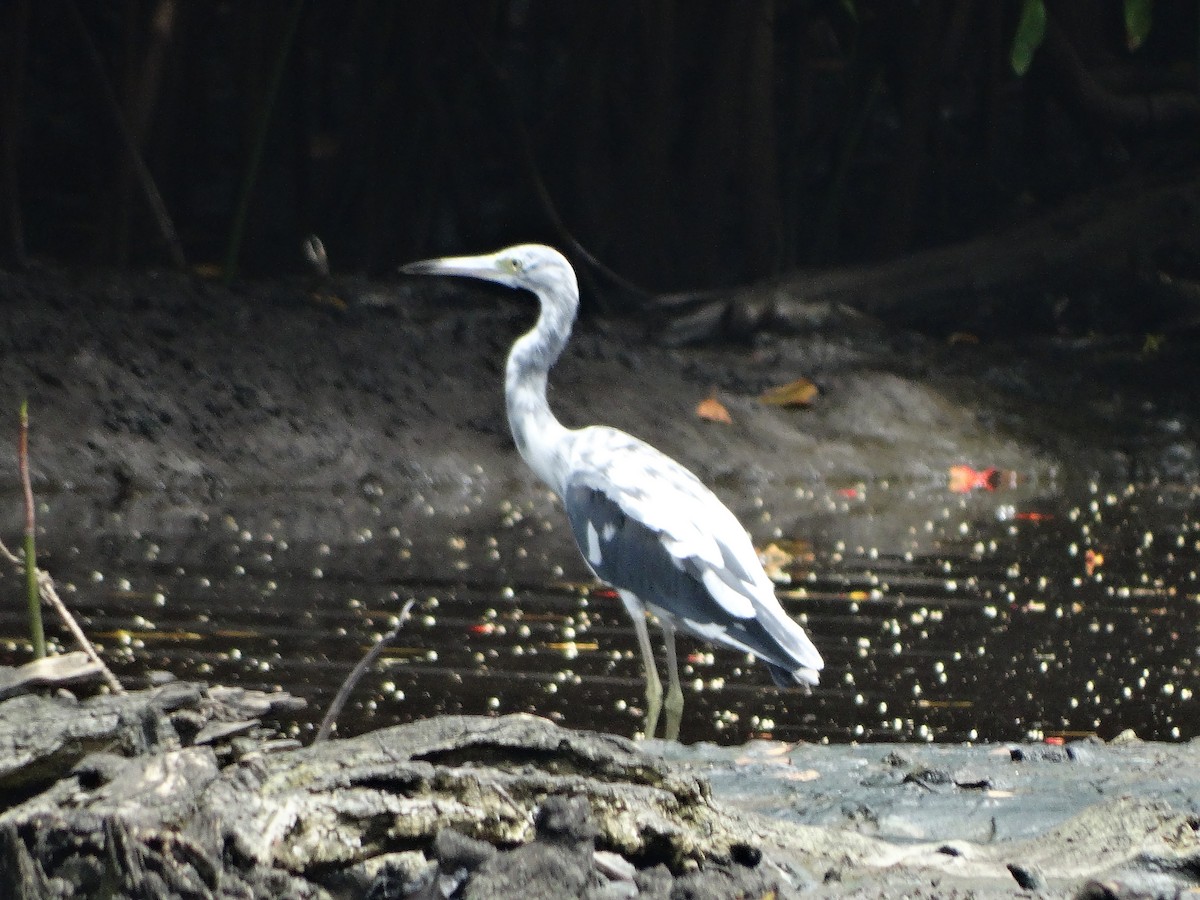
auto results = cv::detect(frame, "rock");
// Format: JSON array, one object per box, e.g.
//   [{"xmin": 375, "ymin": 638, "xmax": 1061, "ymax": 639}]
[{"xmin": 1007, "ymin": 861, "xmax": 1047, "ymax": 890}]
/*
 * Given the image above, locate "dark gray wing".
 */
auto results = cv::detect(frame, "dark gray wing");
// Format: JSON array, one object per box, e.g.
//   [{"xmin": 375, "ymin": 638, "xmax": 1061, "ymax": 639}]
[{"xmin": 563, "ymin": 480, "xmax": 815, "ymax": 675}]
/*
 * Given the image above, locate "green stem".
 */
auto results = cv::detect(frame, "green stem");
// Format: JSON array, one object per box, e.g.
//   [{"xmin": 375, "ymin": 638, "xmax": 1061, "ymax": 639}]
[
  {"xmin": 24, "ymin": 530, "xmax": 42, "ymax": 659},
  {"xmin": 222, "ymin": 0, "xmax": 305, "ymax": 285},
  {"xmin": 19, "ymin": 400, "xmax": 44, "ymax": 659}
]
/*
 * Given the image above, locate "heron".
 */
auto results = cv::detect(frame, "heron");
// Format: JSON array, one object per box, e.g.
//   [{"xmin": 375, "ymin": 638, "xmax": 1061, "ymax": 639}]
[{"xmin": 401, "ymin": 244, "xmax": 824, "ymax": 741}]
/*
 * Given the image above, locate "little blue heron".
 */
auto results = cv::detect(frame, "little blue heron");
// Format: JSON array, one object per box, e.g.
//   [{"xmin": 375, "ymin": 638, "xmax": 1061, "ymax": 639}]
[{"xmin": 401, "ymin": 244, "xmax": 824, "ymax": 740}]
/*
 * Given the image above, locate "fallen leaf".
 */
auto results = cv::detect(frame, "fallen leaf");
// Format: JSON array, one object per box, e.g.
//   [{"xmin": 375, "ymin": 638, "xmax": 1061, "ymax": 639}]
[
  {"xmin": 948, "ymin": 332, "xmax": 980, "ymax": 345},
  {"xmin": 696, "ymin": 394, "xmax": 733, "ymax": 424},
  {"xmin": 948, "ymin": 465, "xmax": 1017, "ymax": 493},
  {"xmin": 948, "ymin": 465, "xmax": 981, "ymax": 493},
  {"xmin": 763, "ymin": 538, "xmax": 814, "ymax": 560},
  {"xmin": 758, "ymin": 542, "xmax": 796, "ymax": 571},
  {"xmin": 759, "ymin": 540, "xmax": 814, "ymax": 580},
  {"xmin": 1084, "ymin": 549, "xmax": 1104, "ymax": 577},
  {"xmin": 759, "ymin": 377, "xmax": 819, "ymax": 407}
]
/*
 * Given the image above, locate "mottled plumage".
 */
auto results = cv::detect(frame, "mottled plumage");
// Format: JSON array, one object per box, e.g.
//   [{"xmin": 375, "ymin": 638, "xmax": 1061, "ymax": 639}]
[{"xmin": 402, "ymin": 244, "xmax": 823, "ymax": 740}]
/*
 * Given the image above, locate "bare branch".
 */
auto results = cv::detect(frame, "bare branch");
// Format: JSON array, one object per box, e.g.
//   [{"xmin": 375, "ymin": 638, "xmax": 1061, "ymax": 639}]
[{"xmin": 315, "ymin": 598, "xmax": 415, "ymax": 744}]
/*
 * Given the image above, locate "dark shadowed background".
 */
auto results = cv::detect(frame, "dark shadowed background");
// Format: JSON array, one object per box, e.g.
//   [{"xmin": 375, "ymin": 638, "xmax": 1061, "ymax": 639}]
[{"xmin": 2, "ymin": 0, "xmax": 1198, "ymax": 327}]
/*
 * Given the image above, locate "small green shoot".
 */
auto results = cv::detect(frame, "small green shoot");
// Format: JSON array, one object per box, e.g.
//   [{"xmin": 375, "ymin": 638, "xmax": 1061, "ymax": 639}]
[{"xmin": 19, "ymin": 400, "xmax": 46, "ymax": 659}]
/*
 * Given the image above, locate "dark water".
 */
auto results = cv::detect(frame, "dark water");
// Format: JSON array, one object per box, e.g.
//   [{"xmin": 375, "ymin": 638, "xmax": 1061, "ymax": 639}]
[{"xmin": 1, "ymin": 476, "xmax": 1197, "ymax": 746}]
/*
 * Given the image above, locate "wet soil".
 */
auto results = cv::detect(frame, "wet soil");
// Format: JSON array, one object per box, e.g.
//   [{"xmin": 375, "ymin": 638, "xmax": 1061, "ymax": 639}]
[
  {"xmin": 1, "ymin": 263, "xmax": 1200, "ymax": 897},
  {"xmin": 1, "ymin": 264, "xmax": 1198, "ymax": 551}
]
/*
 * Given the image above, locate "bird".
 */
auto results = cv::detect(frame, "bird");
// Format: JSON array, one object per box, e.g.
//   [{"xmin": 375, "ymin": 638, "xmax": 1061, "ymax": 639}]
[{"xmin": 401, "ymin": 244, "xmax": 824, "ymax": 741}]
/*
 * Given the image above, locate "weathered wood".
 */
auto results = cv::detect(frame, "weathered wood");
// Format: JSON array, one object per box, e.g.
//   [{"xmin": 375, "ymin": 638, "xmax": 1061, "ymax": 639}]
[
  {"xmin": 3, "ymin": 684, "xmax": 1200, "ymax": 897},
  {"xmin": 210, "ymin": 713, "xmax": 730, "ymax": 875},
  {"xmin": 0, "ymin": 688, "xmax": 792, "ymax": 897},
  {"xmin": 0, "ymin": 681, "xmax": 305, "ymax": 799},
  {"xmin": 0, "ymin": 651, "xmax": 103, "ymax": 700}
]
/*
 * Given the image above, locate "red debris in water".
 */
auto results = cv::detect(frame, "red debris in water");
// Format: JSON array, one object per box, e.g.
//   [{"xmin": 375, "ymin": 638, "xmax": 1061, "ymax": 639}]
[
  {"xmin": 837, "ymin": 487, "xmax": 861, "ymax": 499},
  {"xmin": 1044, "ymin": 736, "xmax": 1065, "ymax": 746},
  {"xmin": 948, "ymin": 465, "xmax": 1018, "ymax": 493},
  {"xmin": 1015, "ymin": 511, "xmax": 1054, "ymax": 522}
]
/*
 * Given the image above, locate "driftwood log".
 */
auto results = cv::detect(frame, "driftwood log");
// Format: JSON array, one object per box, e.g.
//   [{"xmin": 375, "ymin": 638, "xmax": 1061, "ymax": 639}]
[
  {"xmin": 4, "ymin": 682, "xmax": 1200, "ymax": 898},
  {"xmin": 657, "ymin": 175, "xmax": 1200, "ymax": 342},
  {"xmin": 0, "ymin": 683, "xmax": 796, "ymax": 898}
]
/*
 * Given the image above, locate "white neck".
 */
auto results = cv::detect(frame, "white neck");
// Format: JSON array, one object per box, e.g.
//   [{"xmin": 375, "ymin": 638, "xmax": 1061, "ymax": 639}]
[{"xmin": 505, "ymin": 280, "xmax": 578, "ymax": 493}]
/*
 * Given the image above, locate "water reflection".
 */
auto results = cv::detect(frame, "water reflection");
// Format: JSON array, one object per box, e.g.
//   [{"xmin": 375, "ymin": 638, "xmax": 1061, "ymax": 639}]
[{"xmin": 0, "ymin": 477, "xmax": 1197, "ymax": 745}]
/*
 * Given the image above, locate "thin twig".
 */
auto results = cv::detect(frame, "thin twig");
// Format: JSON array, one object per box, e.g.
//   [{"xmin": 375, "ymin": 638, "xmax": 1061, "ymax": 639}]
[
  {"xmin": 18, "ymin": 400, "xmax": 44, "ymax": 659},
  {"xmin": 314, "ymin": 598, "xmax": 415, "ymax": 744},
  {"xmin": 0, "ymin": 537, "xmax": 124, "ymax": 694},
  {"xmin": 37, "ymin": 572, "xmax": 124, "ymax": 693}
]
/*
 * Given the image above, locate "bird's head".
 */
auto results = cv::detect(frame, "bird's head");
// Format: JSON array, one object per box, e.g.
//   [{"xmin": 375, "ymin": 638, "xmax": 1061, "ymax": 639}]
[{"xmin": 401, "ymin": 244, "xmax": 575, "ymax": 297}]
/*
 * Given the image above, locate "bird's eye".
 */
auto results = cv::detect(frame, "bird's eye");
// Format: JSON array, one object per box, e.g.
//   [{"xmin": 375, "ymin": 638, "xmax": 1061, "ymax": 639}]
[{"xmin": 509, "ymin": 258, "xmax": 523, "ymax": 271}]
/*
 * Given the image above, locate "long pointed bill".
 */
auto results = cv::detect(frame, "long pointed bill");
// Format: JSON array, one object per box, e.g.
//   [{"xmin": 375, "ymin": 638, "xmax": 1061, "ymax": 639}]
[{"xmin": 400, "ymin": 251, "xmax": 514, "ymax": 287}]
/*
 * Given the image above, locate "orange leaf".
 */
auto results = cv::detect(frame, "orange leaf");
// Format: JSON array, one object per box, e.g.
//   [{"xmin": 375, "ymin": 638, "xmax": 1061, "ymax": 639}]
[
  {"xmin": 948, "ymin": 464, "xmax": 1016, "ymax": 493},
  {"xmin": 948, "ymin": 465, "xmax": 980, "ymax": 493},
  {"xmin": 759, "ymin": 540, "xmax": 814, "ymax": 568},
  {"xmin": 696, "ymin": 395, "xmax": 733, "ymax": 424},
  {"xmin": 759, "ymin": 378, "xmax": 819, "ymax": 407}
]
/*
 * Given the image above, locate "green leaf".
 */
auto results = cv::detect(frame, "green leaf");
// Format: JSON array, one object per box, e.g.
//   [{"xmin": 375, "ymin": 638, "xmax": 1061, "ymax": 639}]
[
  {"xmin": 1124, "ymin": 0, "xmax": 1152, "ymax": 51},
  {"xmin": 1011, "ymin": 0, "xmax": 1046, "ymax": 76}
]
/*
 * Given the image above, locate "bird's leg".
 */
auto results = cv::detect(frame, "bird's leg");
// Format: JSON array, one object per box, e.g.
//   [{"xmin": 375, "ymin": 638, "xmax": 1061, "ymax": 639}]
[
  {"xmin": 620, "ymin": 591, "xmax": 663, "ymax": 739},
  {"xmin": 660, "ymin": 622, "xmax": 684, "ymax": 742}
]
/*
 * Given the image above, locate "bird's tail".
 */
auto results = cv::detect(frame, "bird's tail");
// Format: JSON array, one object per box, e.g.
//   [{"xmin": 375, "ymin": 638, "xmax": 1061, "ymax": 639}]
[
  {"xmin": 750, "ymin": 593, "xmax": 824, "ymax": 689},
  {"xmin": 767, "ymin": 662, "xmax": 820, "ymax": 691}
]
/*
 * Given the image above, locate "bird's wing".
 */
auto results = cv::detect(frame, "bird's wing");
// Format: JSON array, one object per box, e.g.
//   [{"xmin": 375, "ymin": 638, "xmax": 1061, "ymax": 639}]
[
  {"xmin": 564, "ymin": 428, "xmax": 791, "ymax": 616},
  {"xmin": 562, "ymin": 427, "xmax": 823, "ymax": 678}
]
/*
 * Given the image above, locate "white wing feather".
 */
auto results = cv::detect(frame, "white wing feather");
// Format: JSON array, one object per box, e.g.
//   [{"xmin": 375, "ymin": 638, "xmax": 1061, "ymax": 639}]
[{"xmin": 567, "ymin": 426, "xmax": 770, "ymax": 620}]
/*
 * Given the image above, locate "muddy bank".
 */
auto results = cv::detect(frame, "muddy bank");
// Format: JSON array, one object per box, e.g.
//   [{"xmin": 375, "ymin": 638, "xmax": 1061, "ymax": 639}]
[
  {"xmin": 0, "ymin": 681, "xmax": 1198, "ymax": 899},
  {"xmin": 0, "ymin": 264, "xmax": 1197, "ymax": 567}
]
